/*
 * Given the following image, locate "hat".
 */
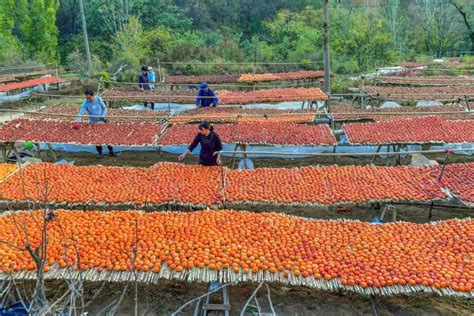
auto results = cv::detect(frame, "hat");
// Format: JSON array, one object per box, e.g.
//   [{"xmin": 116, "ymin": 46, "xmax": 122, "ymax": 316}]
[
  {"xmin": 148, "ymin": 66, "xmax": 153, "ymax": 70},
  {"xmin": 200, "ymin": 82, "xmax": 208, "ymax": 89}
]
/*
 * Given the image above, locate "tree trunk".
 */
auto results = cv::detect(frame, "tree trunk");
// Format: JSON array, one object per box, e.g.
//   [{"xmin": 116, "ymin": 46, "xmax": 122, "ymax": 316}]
[
  {"xmin": 449, "ymin": 0, "xmax": 474, "ymax": 53},
  {"xmin": 471, "ymin": 32, "xmax": 474, "ymax": 53}
]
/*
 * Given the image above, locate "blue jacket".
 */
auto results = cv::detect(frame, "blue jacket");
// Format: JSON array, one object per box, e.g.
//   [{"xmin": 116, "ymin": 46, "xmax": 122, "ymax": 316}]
[
  {"xmin": 76, "ymin": 96, "xmax": 107, "ymax": 123},
  {"xmin": 196, "ymin": 89, "xmax": 218, "ymax": 107},
  {"xmin": 138, "ymin": 74, "xmax": 150, "ymax": 90},
  {"xmin": 147, "ymin": 72, "xmax": 156, "ymax": 90}
]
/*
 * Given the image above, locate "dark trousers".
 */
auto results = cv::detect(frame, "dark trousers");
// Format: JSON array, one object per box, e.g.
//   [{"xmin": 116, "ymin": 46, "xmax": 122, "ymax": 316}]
[
  {"xmin": 96, "ymin": 145, "xmax": 113, "ymax": 155},
  {"xmin": 144, "ymin": 102, "xmax": 155, "ymax": 110}
]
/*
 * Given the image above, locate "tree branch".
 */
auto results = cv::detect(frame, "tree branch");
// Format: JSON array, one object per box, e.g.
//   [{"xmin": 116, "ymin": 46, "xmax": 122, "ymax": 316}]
[{"xmin": 449, "ymin": 0, "xmax": 473, "ymax": 33}]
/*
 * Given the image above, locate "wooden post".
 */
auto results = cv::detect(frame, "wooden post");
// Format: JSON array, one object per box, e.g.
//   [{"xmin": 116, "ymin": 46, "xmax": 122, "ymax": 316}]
[
  {"xmin": 46, "ymin": 143, "xmax": 58, "ymax": 161},
  {"xmin": 371, "ymin": 145, "xmax": 382, "ymax": 164},
  {"xmin": 79, "ymin": 0, "xmax": 92, "ymax": 74},
  {"xmin": 157, "ymin": 59, "xmax": 163, "ymax": 84},
  {"xmin": 323, "ymin": 0, "xmax": 331, "ymax": 110},
  {"xmin": 97, "ymin": 75, "xmax": 103, "ymax": 95}
]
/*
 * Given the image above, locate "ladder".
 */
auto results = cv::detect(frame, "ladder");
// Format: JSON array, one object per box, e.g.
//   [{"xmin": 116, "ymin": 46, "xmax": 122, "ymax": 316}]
[{"xmin": 194, "ymin": 281, "xmax": 230, "ymax": 316}]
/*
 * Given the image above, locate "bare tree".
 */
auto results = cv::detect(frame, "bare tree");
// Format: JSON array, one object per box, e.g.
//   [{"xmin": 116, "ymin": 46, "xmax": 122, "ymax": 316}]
[
  {"xmin": 449, "ymin": 0, "xmax": 474, "ymax": 52},
  {"xmin": 413, "ymin": 0, "xmax": 464, "ymax": 57},
  {"xmin": 0, "ymin": 207, "xmax": 49, "ymax": 311}
]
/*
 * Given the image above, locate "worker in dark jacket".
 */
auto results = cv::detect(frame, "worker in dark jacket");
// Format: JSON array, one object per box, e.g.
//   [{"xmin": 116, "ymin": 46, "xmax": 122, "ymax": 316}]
[
  {"xmin": 179, "ymin": 121, "xmax": 223, "ymax": 166},
  {"xmin": 138, "ymin": 65, "xmax": 154, "ymax": 110},
  {"xmin": 195, "ymin": 82, "xmax": 218, "ymax": 107}
]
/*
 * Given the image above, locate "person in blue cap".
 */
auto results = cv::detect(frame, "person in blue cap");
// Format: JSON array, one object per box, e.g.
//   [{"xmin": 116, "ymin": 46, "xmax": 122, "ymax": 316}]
[
  {"xmin": 73, "ymin": 88, "xmax": 116, "ymax": 159},
  {"xmin": 195, "ymin": 82, "xmax": 218, "ymax": 107}
]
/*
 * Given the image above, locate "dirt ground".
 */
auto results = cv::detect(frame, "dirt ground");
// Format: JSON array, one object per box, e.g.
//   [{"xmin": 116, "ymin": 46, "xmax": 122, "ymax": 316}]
[
  {"xmin": 2, "ymin": 99, "xmax": 474, "ymax": 315},
  {"xmin": 10, "ymin": 279, "xmax": 469, "ymax": 315}
]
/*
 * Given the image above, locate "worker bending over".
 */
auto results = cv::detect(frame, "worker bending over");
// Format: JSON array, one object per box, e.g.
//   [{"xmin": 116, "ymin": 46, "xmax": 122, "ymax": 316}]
[
  {"xmin": 195, "ymin": 82, "xmax": 218, "ymax": 107},
  {"xmin": 179, "ymin": 121, "xmax": 222, "ymax": 166},
  {"xmin": 74, "ymin": 88, "xmax": 116, "ymax": 159}
]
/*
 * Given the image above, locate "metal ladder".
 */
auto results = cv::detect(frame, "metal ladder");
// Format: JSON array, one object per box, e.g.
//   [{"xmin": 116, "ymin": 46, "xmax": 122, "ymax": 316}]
[{"xmin": 194, "ymin": 281, "xmax": 230, "ymax": 316}]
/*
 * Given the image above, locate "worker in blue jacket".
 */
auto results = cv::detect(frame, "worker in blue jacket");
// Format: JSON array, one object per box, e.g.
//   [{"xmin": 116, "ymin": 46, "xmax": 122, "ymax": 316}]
[
  {"xmin": 73, "ymin": 88, "xmax": 116, "ymax": 159},
  {"xmin": 138, "ymin": 65, "xmax": 155, "ymax": 110},
  {"xmin": 195, "ymin": 82, "xmax": 218, "ymax": 107},
  {"xmin": 147, "ymin": 66, "xmax": 156, "ymax": 90}
]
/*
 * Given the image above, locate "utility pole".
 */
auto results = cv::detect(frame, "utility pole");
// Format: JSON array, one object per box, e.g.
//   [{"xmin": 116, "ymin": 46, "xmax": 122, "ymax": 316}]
[
  {"xmin": 323, "ymin": 0, "xmax": 331, "ymax": 108},
  {"xmin": 79, "ymin": 0, "xmax": 92, "ymax": 74}
]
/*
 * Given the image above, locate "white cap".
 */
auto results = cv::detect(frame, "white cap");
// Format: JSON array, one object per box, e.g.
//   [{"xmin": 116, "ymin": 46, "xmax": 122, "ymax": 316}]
[{"xmin": 148, "ymin": 66, "xmax": 153, "ymax": 70}]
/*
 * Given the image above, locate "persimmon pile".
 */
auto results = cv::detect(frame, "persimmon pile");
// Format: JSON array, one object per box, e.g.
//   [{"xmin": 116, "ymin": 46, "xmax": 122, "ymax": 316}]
[
  {"xmin": 0, "ymin": 119, "xmax": 162, "ymax": 146},
  {"xmin": 375, "ymin": 75, "xmax": 474, "ymax": 86},
  {"xmin": 231, "ymin": 122, "xmax": 336, "ymax": 146},
  {"xmin": 433, "ymin": 163, "xmax": 474, "ymax": 204},
  {"xmin": 364, "ymin": 86, "xmax": 474, "ymax": 101},
  {"xmin": 34, "ymin": 104, "xmax": 167, "ymax": 123},
  {"xmin": 226, "ymin": 165, "xmax": 446, "ymax": 205},
  {"xmin": 0, "ymin": 163, "xmax": 222, "ymax": 206},
  {"xmin": 165, "ymin": 74, "xmax": 240, "ymax": 84},
  {"xmin": 159, "ymin": 122, "xmax": 336, "ymax": 146},
  {"xmin": 0, "ymin": 210, "xmax": 472, "ymax": 296},
  {"xmin": 238, "ymin": 71, "xmax": 324, "ymax": 82},
  {"xmin": 0, "ymin": 76, "xmax": 64, "ymax": 93},
  {"xmin": 343, "ymin": 116, "xmax": 474, "ymax": 145},
  {"xmin": 1, "ymin": 162, "xmax": 463, "ymax": 207},
  {"xmin": 170, "ymin": 107, "xmax": 317, "ymax": 124},
  {"xmin": 0, "ymin": 164, "xmax": 17, "ymax": 182},
  {"xmin": 164, "ymin": 71, "xmax": 324, "ymax": 84},
  {"xmin": 218, "ymin": 88, "xmax": 328, "ymax": 104},
  {"xmin": 330, "ymin": 105, "xmax": 471, "ymax": 122},
  {"xmin": 159, "ymin": 123, "xmax": 235, "ymax": 145}
]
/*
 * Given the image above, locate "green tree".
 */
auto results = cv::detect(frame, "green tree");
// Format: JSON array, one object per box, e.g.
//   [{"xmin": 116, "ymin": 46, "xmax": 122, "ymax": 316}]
[
  {"xmin": 17, "ymin": 0, "xmax": 59, "ymax": 63},
  {"xmin": 263, "ymin": 7, "xmax": 323, "ymax": 63},
  {"xmin": 112, "ymin": 16, "xmax": 148, "ymax": 72},
  {"xmin": 331, "ymin": 9, "xmax": 394, "ymax": 73},
  {"xmin": 0, "ymin": 0, "xmax": 22, "ymax": 62},
  {"xmin": 145, "ymin": 27, "xmax": 173, "ymax": 61}
]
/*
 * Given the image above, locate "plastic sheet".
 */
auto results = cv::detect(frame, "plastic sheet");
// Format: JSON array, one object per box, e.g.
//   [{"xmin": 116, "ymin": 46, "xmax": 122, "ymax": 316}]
[
  {"xmin": 0, "ymin": 84, "xmax": 47, "ymax": 103},
  {"xmin": 238, "ymin": 158, "xmax": 254, "ymax": 170},
  {"xmin": 417, "ymin": 101, "xmax": 444, "ymax": 107},
  {"xmin": 41, "ymin": 138, "xmax": 474, "ymax": 158},
  {"xmin": 430, "ymin": 143, "xmax": 474, "ymax": 156},
  {"xmin": 123, "ymin": 101, "xmax": 325, "ymax": 112},
  {"xmin": 239, "ymin": 101, "xmax": 325, "ymax": 110},
  {"xmin": 335, "ymin": 144, "xmax": 405, "ymax": 159},
  {"xmin": 123, "ymin": 103, "xmax": 195, "ymax": 113},
  {"xmin": 160, "ymin": 144, "xmax": 330, "ymax": 158},
  {"xmin": 380, "ymin": 101, "xmax": 401, "ymax": 108},
  {"xmin": 40, "ymin": 143, "xmax": 158, "ymax": 154}
]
